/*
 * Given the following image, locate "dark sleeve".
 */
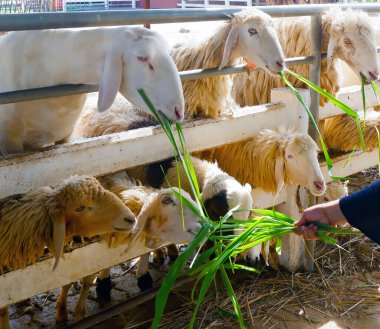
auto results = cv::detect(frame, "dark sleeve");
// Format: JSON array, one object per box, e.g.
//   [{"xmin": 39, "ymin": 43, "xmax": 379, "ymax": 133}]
[{"xmin": 339, "ymin": 180, "xmax": 380, "ymax": 244}]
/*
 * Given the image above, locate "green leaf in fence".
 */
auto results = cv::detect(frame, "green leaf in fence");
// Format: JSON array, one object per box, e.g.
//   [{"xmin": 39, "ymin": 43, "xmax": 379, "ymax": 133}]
[
  {"xmin": 278, "ymin": 71, "xmax": 335, "ymax": 177},
  {"xmin": 284, "ymin": 69, "xmax": 366, "ymax": 152}
]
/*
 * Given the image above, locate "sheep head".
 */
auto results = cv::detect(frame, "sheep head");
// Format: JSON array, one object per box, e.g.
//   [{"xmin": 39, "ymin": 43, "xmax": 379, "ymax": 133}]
[
  {"xmin": 276, "ymin": 130, "xmax": 326, "ymax": 196},
  {"xmin": 98, "ymin": 27, "xmax": 184, "ymax": 123},
  {"xmin": 220, "ymin": 8, "xmax": 285, "ymax": 76},
  {"xmin": 201, "ymin": 172, "xmax": 253, "ymax": 221},
  {"xmin": 325, "ymin": 8, "xmax": 379, "ymax": 81},
  {"xmin": 128, "ymin": 188, "xmax": 201, "ymax": 250},
  {"xmin": 48, "ymin": 176, "xmax": 136, "ymax": 270}
]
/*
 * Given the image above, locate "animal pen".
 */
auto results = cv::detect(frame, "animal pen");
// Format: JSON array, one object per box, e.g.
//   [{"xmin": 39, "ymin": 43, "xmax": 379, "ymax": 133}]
[{"xmin": 1, "ymin": 3, "xmax": 380, "ymax": 328}]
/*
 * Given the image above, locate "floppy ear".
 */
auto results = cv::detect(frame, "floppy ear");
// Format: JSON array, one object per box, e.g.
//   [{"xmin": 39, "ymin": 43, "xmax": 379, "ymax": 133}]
[
  {"xmin": 98, "ymin": 50, "xmax": 123, "ymax": 112},
  {"xmin": 52, "ymin": 214, "xmax": 66, "ymax": 271},
  {"xmin": 219, "ymin": 25, "xmax": 239, "ymax": 70},
  {"xmin": 327, "ymin": 36, "xmax": 338, "ymax": 70},
  {"xmin": 274, "ymin": 156, "xmax": 285, "ymax": 194}
]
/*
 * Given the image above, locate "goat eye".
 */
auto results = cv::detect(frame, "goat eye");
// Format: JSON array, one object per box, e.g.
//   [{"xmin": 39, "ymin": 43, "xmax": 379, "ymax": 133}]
[
  {"xmin": 148, "ymin": 63, "xmax": 154, "ymax": 71},
  {"xmin": 162, "ymin": 196, "xmax": 173, "ymax": 205},
  {"xmin": 287, "ymin": 154, "xmax": 294, "ymax": 159},
  {"xmin": 344, "ymin": 39, "xmax": 352, "ymax": 45},
  {"xmin": 75, "ymin": 206, "xmax": 85, "ymax": 213},
  {"xmin": 248, "ymin": 28, "xmax": 258, "ymax": 36}
]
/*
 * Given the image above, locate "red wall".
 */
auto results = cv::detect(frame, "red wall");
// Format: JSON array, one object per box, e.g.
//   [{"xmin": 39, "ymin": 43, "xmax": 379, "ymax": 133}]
[{"xmin": 150, "ymin": 0, "xmax": 178, "ymax": 8}]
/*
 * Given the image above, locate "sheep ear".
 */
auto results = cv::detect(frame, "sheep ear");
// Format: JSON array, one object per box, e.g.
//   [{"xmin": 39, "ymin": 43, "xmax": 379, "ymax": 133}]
[
  {"xmin": 327, "ymin": 37, "xmax": 338, "ymax": 70},
  {"xmin": 98, "ymin": 51, "xmax": 123, "ymax": 112},
  {"xmin": 274, "ymin": 156, "xmax": 285, "ymax": 194},
  {"xmin": 219, "ymin": 25, "xmax": 239, "ymax": 70},
  {"xmin": 52, "ymin": 215, "xmax": 66, "ymax": 271}
]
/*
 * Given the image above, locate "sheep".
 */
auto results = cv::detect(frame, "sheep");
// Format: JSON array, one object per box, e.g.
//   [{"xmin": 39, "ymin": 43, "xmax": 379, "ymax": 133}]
[
  {"xmin": 171, "ymin": 7, "xmax": 284, "ymax": 119},
  {"xmin": 0, "ymin": 26, "xmax": 184, "ymax": 155},
  {"xmin": 323, "ymin": 110, "xmax": 380, "ymax": 152},
  {"xmin": 231, "ymin": 8, "xmax": 379, "ymax": 107},
  {"xmin": 128, "ymin": 155, "xmax": 254, "ymax": 263},
  {"xmin": 54, "ymin": 172, "xmax": 202, "ymax": 322},
  {"xmin": 0, "ymin": 175, "xmax": 136, "ymax": 329},
  {"xmin": 196, "ymin": 128, "xmax": 326, "ymax": 197}
]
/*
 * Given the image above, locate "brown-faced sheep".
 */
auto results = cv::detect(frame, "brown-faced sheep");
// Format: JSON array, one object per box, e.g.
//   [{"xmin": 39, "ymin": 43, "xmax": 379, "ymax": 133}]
[
  {"xmin": 0, "ymin": 175, "xmax": 136, "ymax": 329},
  {"xmin": 196, "ymin": 128, "xmax": 326, "ymax": 197},
  {"xmin": 232, "ymin": 8, "xmax": 379, "ymax": 107},
  {"xmin": 55, "ymin": 172, "xmax": 201, "ymax": 322},
  {"xmin": 323, "ymin": 110, "xmax": 380, "ymax": 152},
  {"xmin": 171, "ymin": 7, "xmax": 284, "ymax": 118}
]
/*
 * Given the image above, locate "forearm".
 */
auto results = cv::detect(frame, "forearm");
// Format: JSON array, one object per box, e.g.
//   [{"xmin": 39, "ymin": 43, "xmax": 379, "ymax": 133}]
[{"xmin": 339, "ymin": 180, "xmax": 380, "ymax": 244}]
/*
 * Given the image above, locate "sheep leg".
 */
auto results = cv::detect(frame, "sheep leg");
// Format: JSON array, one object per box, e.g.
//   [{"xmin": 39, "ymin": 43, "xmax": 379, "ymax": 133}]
[
  {"xmin": 73, "ymin": 274, "xmax": 96, "ymax": 321},
  {"xmin": 153, "ymin": 248, "xmax": 165, "ymax": 267},
  {"xmin": 55, "ymin": 283, "xmax": 72, "ymax": 323},
  {"xmin": 0, "ymin": 307, "xmax": 10, "ymax": 329},
  {"xmin": 136, "ymin": 253, "xmax": 153, "ymax": 291},
  {"xmin": 96, "ymin": 268, "xmax": 112, "ymax": 303},
  {"xmin": 166, "ymin": 244, "xmax": 179, "ymax": 262}
]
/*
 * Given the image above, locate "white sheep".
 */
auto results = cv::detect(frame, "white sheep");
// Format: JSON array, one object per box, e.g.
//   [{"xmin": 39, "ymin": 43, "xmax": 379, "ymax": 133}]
[
  {"xmin": 0, "ymin": 175, "xmax": 136, "ymax": 329},
  {"xmin": 232, "ymin": 8, "xmax": 379, "ymax": 107},
  {"xmin": 0, "ymin": 26, "xmax": 184, "ymax": 155},
  {"xmin": 54, "ymin": 172, "xmax": 201, "ymax": 322},
  {"xmin": 171, "ymin": 7, "xmax": 284, "ymax": 118},
  {"xmin": 323, "ymin": 109, "xmax": 380, "ymax": 152},
  {"xmin": 196, "ymin": 128, "xmax": 326, "ymax": 196}
]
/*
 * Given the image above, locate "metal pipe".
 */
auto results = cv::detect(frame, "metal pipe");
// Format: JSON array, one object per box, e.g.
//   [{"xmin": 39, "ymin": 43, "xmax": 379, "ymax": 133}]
[
  {"xmin": 0, "ymin": 55, "xmax": 316, "ymax": 105},
  {"xmin": 0, "ymin": 4, "xmax": 380, "ymax": 31},
  {"xmin": 0, "ymin": 84, "xmax": 98, "ymax": 105},
  {"xmin": 63, "ymin": 275, "xmax": 196, "ymax": 329}
]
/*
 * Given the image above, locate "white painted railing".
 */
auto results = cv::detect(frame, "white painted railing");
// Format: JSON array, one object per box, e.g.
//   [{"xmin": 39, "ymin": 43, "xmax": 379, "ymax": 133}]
[{"xmin": 179, "ymin": 0, "xmax": 259, "ymax": 8}]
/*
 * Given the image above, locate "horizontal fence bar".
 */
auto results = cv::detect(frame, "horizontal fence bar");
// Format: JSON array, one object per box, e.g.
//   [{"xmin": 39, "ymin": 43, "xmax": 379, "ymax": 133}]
[
  {"xmin": 0, "ymin": 55, "xmax": 317, "ymax": 105},
  {"xmin": 0, "ymin": 4, "xmax": 380, "ymax": 31}
]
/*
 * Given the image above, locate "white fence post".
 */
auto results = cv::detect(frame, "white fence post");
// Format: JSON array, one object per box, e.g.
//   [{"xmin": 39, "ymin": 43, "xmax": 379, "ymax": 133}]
[
  {"xmin": 271, "ymin": 88, "xmax": 310, "ymax": 272},
  {"xmin": 247, "ymin": 0, "xmax": 252, "ymax": 6},
  {"xmin": 132, "ymin": 0, "xmax": 136, "ymax": 8}
]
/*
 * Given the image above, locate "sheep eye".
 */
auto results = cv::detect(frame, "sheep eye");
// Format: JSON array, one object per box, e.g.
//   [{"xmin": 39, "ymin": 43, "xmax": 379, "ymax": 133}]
[
  {"xmin": 75, "ymin": 206, "xmax": 85, "ymax": 213},
  {"xmin": 248, "ymin": 28, "xmax": 258, "ymax": 36},
  {"xmin": 148, "ymin": 63, "xmax": 154, "ymax": 71},
  {"xmin": 287, "ymin": 154, "xmax": 294, "ymax": 159},
  {"xmin": 344, "ymin": 39, "xmax": 352, "ymax": 45},
  {"xmin": 162, "ymin": 196, "xmax": 174, "ymax": 205},
  {"xmin": 137, "ymin": 56, "xmax": 148, "ymax": 62}
]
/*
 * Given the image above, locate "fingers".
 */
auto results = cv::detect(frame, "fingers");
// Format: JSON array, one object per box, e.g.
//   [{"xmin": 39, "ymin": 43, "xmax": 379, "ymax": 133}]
[{"xmin": 296, "ymin": 224, "xmax": 319, "ymax": 240}]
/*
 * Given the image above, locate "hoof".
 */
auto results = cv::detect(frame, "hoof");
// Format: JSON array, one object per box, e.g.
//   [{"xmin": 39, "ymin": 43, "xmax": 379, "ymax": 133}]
[
  {"xmin": 137, "ymin": 272, "xmax": 153, "ymax": 291},
  {"xmin": 96, "ymin": 276, "xmax": 112, "ymax": 303}
]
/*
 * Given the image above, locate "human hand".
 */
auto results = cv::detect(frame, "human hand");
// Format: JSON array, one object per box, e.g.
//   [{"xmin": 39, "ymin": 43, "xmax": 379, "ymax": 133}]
[{"xmin": 295, "ymin": 204, "xmax": 331, "ymax": 240}]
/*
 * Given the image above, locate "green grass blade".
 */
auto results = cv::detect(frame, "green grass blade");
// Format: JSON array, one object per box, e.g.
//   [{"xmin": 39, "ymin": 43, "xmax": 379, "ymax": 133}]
[
  {"xmin": 219, "ymin": 265, "xmax": 245, "ymax": 329},
  {"xmin": 284, "ymin": 69, "xmax": 366, "ymax": 152},
  {"xmin": 279, "ymin": 71, "xmax": 335, "ymax": 177},
  {"xmin": 152, "ymin": 224, "xmax": 212, "ymax": 329}
]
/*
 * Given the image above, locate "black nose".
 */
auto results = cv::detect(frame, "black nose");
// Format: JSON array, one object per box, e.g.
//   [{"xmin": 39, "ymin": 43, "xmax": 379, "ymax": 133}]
[
  {"xmin": 175, "ymin": 106, "xmax": 183, "ymax": 121},
  {"xmin": 314, "ymin": 181, "xmax": 325, "ymax": 191},
  {"xmin": 276, "ymin": 60, "xmax": 285, "ymax": 70},
  {"xmin": 124, "ymin": 217, "xmax": 136, "ymax": 225},
  {"xmin": 369, "ymin": 70, "xmax": 379, "ymax": 80}
]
